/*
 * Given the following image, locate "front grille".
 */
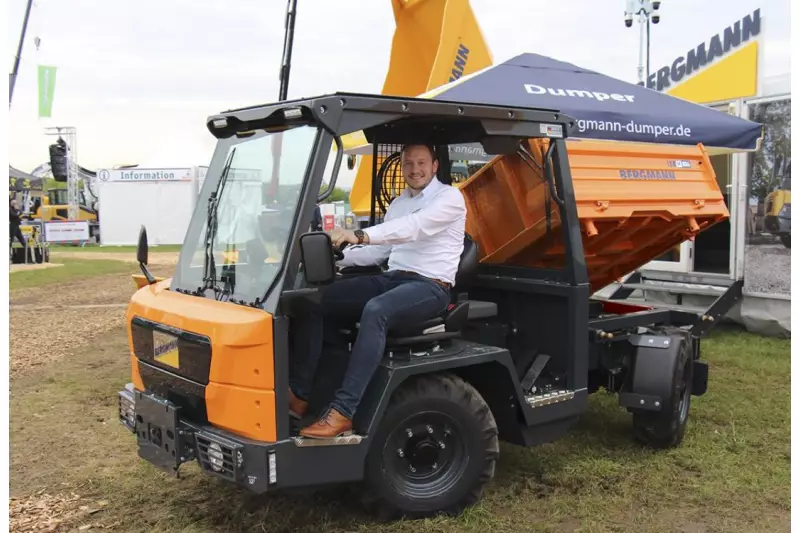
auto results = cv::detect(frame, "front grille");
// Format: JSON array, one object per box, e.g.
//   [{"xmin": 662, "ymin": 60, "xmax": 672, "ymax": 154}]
[
  {"xmin": 138, "ymin": 361, "xmax": 208, "ymax": 423},
  {"xmin": 196, "ymin": 432, "xmax": 243, "ymax": 481},
  {"xmin": 131, "ymin": 317, "xmax": 212, "ymax": 385}
]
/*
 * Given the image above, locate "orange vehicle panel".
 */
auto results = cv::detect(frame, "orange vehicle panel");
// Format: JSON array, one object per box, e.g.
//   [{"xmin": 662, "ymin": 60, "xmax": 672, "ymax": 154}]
[
  {"xmin": 459, "ymin": 140, "xmax": 728, "ymax": 292},
  {"xmin": 206, "ymin": 383, "xmax": 277, "ymax": 442},
  {"xmin": 126, "ymin": 279, "xmax": 277, "ymax": 441}
]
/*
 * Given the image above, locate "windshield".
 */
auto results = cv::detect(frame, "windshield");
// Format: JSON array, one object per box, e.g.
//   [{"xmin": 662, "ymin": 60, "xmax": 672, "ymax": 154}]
[
  {"xmin": 171, "ymin": 124, "xmax": 320, "ymax": 304},
  {"xmin": 48, "ymin": 189, "xmax": 67, "ymax": 205}
]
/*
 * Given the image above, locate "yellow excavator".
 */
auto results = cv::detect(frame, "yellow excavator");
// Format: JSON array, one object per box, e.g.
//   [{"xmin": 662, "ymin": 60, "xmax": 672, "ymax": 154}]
[
  {"xmin": 763, "ymin": 156, "xmax": 790, "ymax": 248},
  {"xmin": 36, "ymin": 188, "xmax": 98, "ymax": 223}
]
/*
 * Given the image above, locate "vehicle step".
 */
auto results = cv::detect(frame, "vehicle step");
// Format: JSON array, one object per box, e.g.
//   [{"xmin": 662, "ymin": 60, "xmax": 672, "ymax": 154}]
[
  {"xmin": 621, "ymin": 282, "xmax": 726, "ymax": 297},
  {"xmin": 291, "ymin": 434, "xmax": 365, "ymax": 447},
  {"xmin": 526, "ymin": 389, "xmax": 575, "ymax": 408}
]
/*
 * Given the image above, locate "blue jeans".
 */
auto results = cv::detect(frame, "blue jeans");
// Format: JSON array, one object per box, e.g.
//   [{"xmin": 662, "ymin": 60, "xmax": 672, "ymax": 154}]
[{"xmin": 289, "ymin": 271, "xmax": 451, "ymax": 419}]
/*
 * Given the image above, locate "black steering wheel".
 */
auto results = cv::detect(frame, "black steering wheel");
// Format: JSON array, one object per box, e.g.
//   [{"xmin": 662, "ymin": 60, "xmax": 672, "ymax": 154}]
[{"xmin": 333, "ymin": 241, "xmax": 348, "ymax": 261}]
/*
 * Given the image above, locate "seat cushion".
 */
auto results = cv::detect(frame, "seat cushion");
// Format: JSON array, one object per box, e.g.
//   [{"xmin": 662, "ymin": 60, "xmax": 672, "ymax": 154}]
[{"xmin": 391, "ymin": 316, "xmax": 445, "ymax": 337}]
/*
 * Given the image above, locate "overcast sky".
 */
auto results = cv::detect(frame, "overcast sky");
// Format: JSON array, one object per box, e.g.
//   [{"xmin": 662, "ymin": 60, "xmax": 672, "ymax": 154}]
[{"xmin": 7, "ymin": 0, "xmax": 791, "ymax": 188}]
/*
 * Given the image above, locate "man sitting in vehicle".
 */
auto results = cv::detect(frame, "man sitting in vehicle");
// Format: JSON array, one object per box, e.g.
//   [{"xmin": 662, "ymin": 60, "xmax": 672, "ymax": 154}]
[{"xmin": 290, "ymin": 144, "xmax": 467, "ymax": 438}]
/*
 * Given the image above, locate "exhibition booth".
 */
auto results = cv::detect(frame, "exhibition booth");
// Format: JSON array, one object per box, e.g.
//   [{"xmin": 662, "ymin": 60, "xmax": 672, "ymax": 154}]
[{"xmin": 626, "ymin": 7, "xmax": 791, "ymax": 336}]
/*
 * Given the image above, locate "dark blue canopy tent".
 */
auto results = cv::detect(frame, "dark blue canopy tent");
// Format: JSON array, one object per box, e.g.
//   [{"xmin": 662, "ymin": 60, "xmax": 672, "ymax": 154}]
[{"xmin": 425, "ymin": 53, "xmax": 763, "ymax": 159}]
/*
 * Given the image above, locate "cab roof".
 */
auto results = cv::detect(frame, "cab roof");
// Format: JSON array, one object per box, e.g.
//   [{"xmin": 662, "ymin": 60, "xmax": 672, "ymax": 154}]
[{"xmin": 205, "ymin": 92, "xmax": 577, "ymax": 148}]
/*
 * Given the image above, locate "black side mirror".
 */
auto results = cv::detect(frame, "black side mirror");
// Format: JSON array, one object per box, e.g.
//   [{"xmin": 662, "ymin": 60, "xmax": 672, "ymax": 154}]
[
  {"xmin": 299, "ymin": 231, "xmax": 336, "ymax": 285},
  {"xmin": 137, "ymin": 226, "xmax": 156, "ymax": 285},
  {"xmin": 137, "ymin": 226, "xmax": 149, "ymax": 265}
]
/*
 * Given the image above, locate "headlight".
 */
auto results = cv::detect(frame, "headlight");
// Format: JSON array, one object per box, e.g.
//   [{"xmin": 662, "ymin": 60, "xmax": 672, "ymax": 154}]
[{"xmin": 207, "ymin": 443, "xmax": 225, "ymax": 472}]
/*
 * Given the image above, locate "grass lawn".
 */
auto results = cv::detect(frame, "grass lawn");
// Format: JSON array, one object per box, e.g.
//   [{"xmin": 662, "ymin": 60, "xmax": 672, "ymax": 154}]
[
  {"xmin": 9, "ymin": 259, "xmax": 139, "ymax": 290},
  {"xmin": 9, "ymin": 325, "xmax": 789, "ymax": 532}
]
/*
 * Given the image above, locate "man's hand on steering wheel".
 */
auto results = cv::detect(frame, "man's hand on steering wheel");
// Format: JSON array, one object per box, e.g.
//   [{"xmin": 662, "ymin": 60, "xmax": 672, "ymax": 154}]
[
  {"xmin": 329, "ymin": 227, "xmax": 367, "ymax": 262},
  {"xmin": 329, "ymin": 227, "xmax": 363, "ymax": 248}
]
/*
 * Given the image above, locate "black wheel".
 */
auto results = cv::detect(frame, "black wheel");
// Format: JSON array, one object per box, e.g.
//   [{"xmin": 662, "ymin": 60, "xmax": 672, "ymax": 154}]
[
  {"xmin": 632, "ymin": 330, "xmax": 694, "ymax": 449},
  {"xmin": 363, "ymin": 373, "xmax": 499, "ymax": 519},
  {"xmin": 780, "ymin": 234, "xmax": 790, "ymax": 248}
]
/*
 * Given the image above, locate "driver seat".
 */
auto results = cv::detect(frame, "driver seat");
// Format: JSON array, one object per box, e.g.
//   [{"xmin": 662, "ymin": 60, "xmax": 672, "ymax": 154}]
[{"xmin": 382, "ymin": 233, "xmax": 486, "ymax": 349}]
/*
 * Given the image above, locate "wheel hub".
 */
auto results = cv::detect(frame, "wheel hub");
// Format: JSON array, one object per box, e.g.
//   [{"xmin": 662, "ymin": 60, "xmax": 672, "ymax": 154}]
[{"xmin": 406, "ymin": 438, "xmax": 441, "ymax": 471}]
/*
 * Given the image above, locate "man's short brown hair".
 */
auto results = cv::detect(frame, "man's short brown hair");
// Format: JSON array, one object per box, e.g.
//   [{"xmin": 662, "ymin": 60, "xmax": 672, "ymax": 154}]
[{"xmin": 400, "ymin": 144, "xmax": 437, "ymax": 161}]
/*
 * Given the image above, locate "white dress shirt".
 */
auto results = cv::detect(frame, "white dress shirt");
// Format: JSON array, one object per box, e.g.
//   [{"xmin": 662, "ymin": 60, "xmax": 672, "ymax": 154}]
[{"xmin": 338, "ymin": 178, "xmax": 467, "ymax": 286}]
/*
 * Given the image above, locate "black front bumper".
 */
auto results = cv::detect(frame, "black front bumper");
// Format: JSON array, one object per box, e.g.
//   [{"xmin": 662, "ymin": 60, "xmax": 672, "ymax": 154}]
[{"xmin": 118, "ymin": 384, "xmax": 369, "ymax": 493}]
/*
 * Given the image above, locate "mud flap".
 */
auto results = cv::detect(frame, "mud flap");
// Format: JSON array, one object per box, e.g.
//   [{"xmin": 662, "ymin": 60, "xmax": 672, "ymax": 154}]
[
  {"xmin": 691, "ymin": 360, "xmax": 708, "ymax": 396},
  {"xmin": 618, "ymin": 333, "xmax": 685, "ymax": 413}
]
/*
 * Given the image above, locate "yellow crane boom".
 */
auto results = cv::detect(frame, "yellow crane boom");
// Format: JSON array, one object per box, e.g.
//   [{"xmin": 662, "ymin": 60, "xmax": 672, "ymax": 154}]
[{"xmin": 347, "ymin": 0, "xmax": 494, "ymax": 217}]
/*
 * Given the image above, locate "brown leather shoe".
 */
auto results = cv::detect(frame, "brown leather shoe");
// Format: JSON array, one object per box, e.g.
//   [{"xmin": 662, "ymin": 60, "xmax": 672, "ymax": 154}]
[
  {"xmin": 288, "ymin": 388, "xmax": 308, "ymax": 419},
  {"xmin": 299, "ymin": 407, "xmax": 353, "ymax": 439}
]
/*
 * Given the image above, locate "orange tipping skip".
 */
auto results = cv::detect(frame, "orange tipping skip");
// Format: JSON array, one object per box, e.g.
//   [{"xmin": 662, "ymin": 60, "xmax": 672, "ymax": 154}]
[{"xmin": 458, "ymin": 140, "xmax": 728, "ymax": 292}]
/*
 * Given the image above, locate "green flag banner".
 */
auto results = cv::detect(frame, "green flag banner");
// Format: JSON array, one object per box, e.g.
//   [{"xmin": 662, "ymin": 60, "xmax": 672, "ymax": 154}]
[{"xmin": 37, "ymin": 65, "xmax": 57, "ymax": 118}]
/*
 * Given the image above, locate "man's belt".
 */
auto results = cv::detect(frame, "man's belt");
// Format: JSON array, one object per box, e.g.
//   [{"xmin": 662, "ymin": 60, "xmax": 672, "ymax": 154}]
[{"xmin": 397, "ymin": 270, "xmax": 451, "ymax": 289}]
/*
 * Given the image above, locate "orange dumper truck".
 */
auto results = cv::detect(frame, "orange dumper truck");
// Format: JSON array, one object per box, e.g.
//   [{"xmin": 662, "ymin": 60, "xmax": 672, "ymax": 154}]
[{"xmin": 120, "ymin": 94, "xmax": 744, "ymax": 519}]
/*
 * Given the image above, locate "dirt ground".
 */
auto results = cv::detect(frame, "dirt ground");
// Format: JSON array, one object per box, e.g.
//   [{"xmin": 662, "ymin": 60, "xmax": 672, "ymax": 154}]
[
  {"xmin": 9, "ymin": 262, "xmax": 174, "ymax": 377},
  {"xmin": 9, "ymin": 263, "xmax": 64, "ymax": 273},
  {"xmin": 49, "ymin": 251, "xmax": 180, "ymax": 265},
  {"xmin": 8, "ymin": 254, "xmax": 791, "ymax": 533}
]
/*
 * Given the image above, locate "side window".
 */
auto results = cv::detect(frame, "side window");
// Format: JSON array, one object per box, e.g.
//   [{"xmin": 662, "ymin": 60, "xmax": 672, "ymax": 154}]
[{"xmin": 447, "ymin": 142, "xmax": 491, "ymax": 183}]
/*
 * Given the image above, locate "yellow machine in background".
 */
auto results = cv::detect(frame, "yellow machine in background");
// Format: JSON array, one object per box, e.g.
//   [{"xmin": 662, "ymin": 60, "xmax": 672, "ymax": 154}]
[
  {"xmin": 763, "ymin": 157, "xmax": 790, "ymax": 248},
  {"xmin": 347, "ymin": 0, "xmax": 493, "ymax": 217},
  {"xmin": 36, "ymin": 188, "xmax": 98, "ymax": 222},
  {"xmin": 764, "ymin": 188, "xmax": 790, "ymax": 248}
]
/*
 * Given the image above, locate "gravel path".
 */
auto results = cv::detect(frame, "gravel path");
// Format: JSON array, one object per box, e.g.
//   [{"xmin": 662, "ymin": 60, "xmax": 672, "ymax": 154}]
[{"xmin": 744, "ymin": 244, "xmax": 791, "ymax": 295}]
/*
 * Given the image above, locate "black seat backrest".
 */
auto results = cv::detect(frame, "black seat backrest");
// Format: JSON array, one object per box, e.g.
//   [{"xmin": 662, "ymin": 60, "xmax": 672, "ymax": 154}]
[{"xmin": 455, "ymin": 234, "xmax": 479, "ymax": 288}]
